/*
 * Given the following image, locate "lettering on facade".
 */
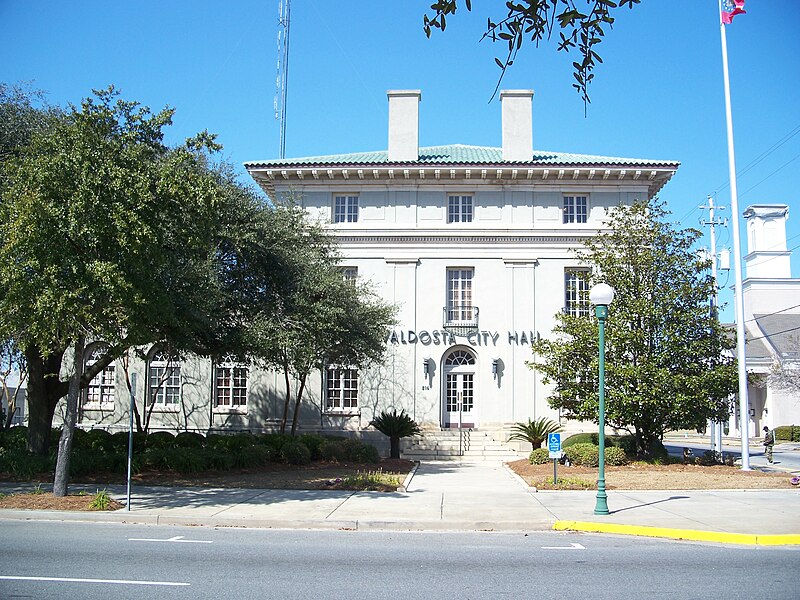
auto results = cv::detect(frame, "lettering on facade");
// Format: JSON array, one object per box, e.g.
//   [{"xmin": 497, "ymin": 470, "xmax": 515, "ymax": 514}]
[{"xmin": 386, "ymin": 329, "xmax": 535, "ymax": 346}]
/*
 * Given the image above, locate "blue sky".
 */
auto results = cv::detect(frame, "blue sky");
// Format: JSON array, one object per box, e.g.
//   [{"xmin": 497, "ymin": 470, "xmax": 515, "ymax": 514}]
[{"xmin": 2, "ymin": 1, "xmax": 798, "ymax": 321}]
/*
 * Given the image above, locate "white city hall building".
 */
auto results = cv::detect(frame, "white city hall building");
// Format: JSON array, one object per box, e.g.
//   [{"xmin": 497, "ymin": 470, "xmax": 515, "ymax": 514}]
[{"xmin": 243, "ymin": 90, "xmax": 680, "ymax": 449}]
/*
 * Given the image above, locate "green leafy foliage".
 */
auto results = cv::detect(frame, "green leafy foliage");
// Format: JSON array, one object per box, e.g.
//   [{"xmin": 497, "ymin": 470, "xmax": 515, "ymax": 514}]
[
  {"xmin": 370, "ymin": 409, "xmax": 421, "ymax": 459},
  {"xmin": 89, "ymin": 489, "xmax": 112, "ymax": 511},
  {"xmin": 563, "ymin": 442, "xmax": 599, "ymax": 467},
  {"xmin": 423, "ymin": 0, "xmax": 641, "ymax": 106},
  {"xmin": 529, "ymin": 447, "xmax": 550, "ymax": 464},
  {"xmin": 604, "ymin": 446, "xmax": 628, "ymax": 466},
  {"xmin": 530, "ymin": 200, "xmax": 737, "ymax": 458},
  {"xmin": 507, "ymin": 417, "xmax": 562, "ymax": 448},
  {"xmin": 280, "ymin": 439, "xmax": 312, "ymax": 465},
  {"xmin": 775, "ymin": 425, "xmax": 800, "ymax": 442}
]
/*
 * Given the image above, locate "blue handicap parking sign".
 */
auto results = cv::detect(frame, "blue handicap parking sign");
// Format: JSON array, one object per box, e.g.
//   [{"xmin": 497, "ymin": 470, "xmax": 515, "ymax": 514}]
[{"xmin": 548, "ymin": 433, "xmax": 561, "ymax": 452}]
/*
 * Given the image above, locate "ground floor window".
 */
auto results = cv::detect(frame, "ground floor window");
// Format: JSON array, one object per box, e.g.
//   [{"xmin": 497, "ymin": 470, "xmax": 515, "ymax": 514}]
[
  {"xmin": 148, "ymin": 350, "xmax": 181, "ymax": 407},
  {"xmin": 215, "ymin": 362, "xmax": 248, "ymax": 410},
  {"xmin": 325, "ymin": 366, "xmax": 358, "ymax": 411},
  {"xmin": 83, "ymin": 344, "xmax": 115, "ymax": 408}
]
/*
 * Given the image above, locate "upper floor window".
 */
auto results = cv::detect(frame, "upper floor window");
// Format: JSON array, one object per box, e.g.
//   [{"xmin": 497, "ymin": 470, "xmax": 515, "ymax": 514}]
[
  {"xmin": 564, "ymin": 268, "xmax": 590, "ymax": 317},
  {"xmin": 333, "ymin": 195, "xmax": 359, "ymax": 223},
  {"xmin": 563, "ymin": 195, "xmax": 588, "ymax": 224},
  {"xmin": 446, "ymin": 268, "xmax": 474, "ymax": 321},
  {"xmin": 325, "ymin": 366, "xmax": 358, "ymax": 412},
  {"xmin": 148, "ymin": 350, "xmax": 181, "ymax": 407},
  {"xmin": 215, "ymin": 360, "xmax": 248, "ymax": 411},
  {"xmin": 448, "ymin": 195, "xmax": 473, "ymax": 223},
  {"xmin": 83, "ymin": 345, "xmax": 115, "ymax": 408}
]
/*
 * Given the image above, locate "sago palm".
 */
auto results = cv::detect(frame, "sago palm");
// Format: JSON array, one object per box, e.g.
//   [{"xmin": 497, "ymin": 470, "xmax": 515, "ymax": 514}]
[
  {"xmin": 370, "ymin": 409, "xmax": 421, "ymax": 459},
  {"xmin": 507, "ymin": 417, "xmax": 562, "ymax": 449}
]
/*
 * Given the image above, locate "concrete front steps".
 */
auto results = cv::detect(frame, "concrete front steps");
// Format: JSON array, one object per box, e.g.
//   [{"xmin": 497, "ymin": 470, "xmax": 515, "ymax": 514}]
[{"xmin": 401, "ymin": 429, "xmax": 524, "ymax": 462}]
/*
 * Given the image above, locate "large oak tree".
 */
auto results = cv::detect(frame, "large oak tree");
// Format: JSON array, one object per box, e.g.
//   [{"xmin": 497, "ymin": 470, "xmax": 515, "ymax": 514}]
[{"xmin": 529, "ymin": 200, "xmax": 737, "ymax": 457}]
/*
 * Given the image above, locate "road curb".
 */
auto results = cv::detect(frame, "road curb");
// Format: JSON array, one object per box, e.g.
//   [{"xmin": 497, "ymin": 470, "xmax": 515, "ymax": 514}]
[{"xmin": 553, "ymin": 520, "xmax": 800, "ymax": 546}]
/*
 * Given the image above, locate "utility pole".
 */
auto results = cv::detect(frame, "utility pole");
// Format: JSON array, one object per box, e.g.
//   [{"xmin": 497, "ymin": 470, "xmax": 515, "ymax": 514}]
[{"xmin": 700, "ymin": 196, "xmax": 728, "ymax": 460}]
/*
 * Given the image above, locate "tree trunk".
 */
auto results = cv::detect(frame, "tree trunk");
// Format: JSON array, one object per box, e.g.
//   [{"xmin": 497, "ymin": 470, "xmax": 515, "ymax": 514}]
[
  {"xmin": 390, "ymin": 436, "xmax": 400, "ymax": 459},
  {"xmin": 53, "ymin": 335, "xmax": 85, "ymax": 497},
  {"xmin": 24, "ymin": 346, "xmax": 67, "ymax": 456},
  {"xmin": 280, "ymin": 362, "xmax": 292, "ymax": 434},
  {"xmin": 290, "ymin": 374, "xmax": 307, "ymax": 437}
]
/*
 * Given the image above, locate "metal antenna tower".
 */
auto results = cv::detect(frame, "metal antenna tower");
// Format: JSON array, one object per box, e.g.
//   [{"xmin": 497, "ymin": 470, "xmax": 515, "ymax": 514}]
[{"xmin": 275, "ymin": 0, "xmax": 291, "ymax": 159}]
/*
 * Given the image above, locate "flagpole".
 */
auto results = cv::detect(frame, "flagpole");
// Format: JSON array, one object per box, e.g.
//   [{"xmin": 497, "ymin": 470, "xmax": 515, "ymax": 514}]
[{"xmin": 718, "ymin": 0, "xmax": 750, "ymax": 470}]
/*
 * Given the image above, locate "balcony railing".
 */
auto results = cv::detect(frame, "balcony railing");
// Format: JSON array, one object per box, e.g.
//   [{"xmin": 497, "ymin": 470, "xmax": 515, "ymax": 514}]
[{"xmin": 443, "ymin": 305, "xmax": 479, "ymax": 336}]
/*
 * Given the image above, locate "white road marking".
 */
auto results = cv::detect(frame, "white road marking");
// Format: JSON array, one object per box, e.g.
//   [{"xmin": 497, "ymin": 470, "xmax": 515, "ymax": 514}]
[
  {"xmin": 128, "ymin": 535, "xmax": 213, "ymax": 544},
  {"xmin": 0, "ymin": 575, "xmax": 189, "ymax": 586},
  {"xmin": 541, "ymin": 543, "xmax": 586, "ymax": 550}
]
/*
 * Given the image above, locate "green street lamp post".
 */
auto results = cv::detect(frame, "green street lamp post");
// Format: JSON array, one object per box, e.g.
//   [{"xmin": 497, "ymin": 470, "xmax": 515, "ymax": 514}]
[{"xmin": 589, "ymin": 283, "xmax": 614, "ymax": 516}]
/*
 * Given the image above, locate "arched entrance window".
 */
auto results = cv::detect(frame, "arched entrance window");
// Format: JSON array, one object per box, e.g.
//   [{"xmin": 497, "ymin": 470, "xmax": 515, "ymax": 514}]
[{"xmin": 442, "ymin": 348, "xmax": 476, "ymax": 428}]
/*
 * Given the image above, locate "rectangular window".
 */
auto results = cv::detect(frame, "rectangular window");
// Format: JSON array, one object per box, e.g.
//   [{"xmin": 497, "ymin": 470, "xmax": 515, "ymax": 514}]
[
  {"xmin": 448, "ymin": 195, "xmax": 473, "ymax": 223},
  {"xmin": 215, "ymin": 364, "xmax": 248, "ymax": 409},
  {"xmin": 564, "ymin": 268, "xmax": 590, "ymax": 316},
  {"xmin": 326, "ymin": 367, "xmax": 358, "ymax": 411},
  {"xmin": 563, "ymin": 195, "xmax": 588, "ymax": 224},
  {"xmin": 148, "ymin": 353, "xmax": 181, "ymax": 406},
  {"xmin": 446, "ymin": 268, "xmax": 474, "ymax": 322},
  {"xmin": 83, "ymin": 345, "xmax": 115, "ymax": 408},
  {"xmin": 333, "ymin": 195, "xmax": 359, "ymax": 223}
]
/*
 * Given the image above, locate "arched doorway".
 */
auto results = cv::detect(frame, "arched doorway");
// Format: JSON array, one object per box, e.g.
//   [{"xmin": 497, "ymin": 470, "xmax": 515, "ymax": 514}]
[{"xmin": 442, "ymin": 347, "xmax": 477, "ymax": 428}]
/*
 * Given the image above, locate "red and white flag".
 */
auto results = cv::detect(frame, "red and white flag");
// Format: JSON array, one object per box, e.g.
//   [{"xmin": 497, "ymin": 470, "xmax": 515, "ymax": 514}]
[{"xmin": 722, "ymin": 0, "xmax": 746, "ymax": 24}]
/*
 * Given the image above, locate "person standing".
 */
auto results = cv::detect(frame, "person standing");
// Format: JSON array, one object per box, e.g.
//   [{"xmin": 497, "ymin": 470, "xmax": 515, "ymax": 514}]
[{"xmin": 763, "ymin": 426, "xmax": 775, "ymax": 463}]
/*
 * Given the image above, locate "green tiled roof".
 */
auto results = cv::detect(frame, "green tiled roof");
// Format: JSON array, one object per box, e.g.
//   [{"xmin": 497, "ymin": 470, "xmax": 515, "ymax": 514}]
[{"xmin": 245, "ymin": 144, "xmax": 679, "ymax": 168}]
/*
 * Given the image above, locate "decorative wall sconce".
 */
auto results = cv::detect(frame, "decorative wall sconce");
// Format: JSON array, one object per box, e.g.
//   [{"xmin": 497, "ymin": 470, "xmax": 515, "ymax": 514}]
[
  {"xmin": 492, "ymin": 358, "xmax": 499, "ymax": 379},
  {"xmin": 423, "ymin": 356, "xmax": 431, "ymax": 377}
]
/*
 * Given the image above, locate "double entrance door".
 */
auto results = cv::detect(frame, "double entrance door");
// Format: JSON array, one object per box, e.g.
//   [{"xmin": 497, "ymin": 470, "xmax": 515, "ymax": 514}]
[{"xmin": 443, "ymin": 349, "xmax": 476, "ymax": 428}]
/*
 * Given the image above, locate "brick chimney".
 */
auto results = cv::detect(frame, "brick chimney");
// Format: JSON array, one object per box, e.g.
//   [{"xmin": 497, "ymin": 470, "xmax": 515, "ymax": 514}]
[
  {"xmin": 500, "ymin": 90, "xmax": 534, "ymax": 162},
  {"xmin": 387, "ymin": 90, "xmax": 421, "ymax": 162}
]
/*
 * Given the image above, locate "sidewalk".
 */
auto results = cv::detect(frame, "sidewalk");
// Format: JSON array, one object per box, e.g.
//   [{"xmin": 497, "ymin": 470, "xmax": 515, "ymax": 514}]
[{"xmin": 1, "ymin": 461, "xmax": 799, "ymax": 544}]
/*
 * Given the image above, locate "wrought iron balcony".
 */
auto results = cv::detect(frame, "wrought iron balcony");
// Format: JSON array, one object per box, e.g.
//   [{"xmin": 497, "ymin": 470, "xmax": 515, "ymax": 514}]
[{"xmin": 442, "ymin": 305, "xmax": 479, "ymax": 337}]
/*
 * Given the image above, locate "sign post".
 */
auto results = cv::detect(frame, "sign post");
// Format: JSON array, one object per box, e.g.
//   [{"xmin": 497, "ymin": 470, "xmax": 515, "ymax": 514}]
[{"xmin": 548, "ymin": 433, "xmax": 562, "ymax": 485}]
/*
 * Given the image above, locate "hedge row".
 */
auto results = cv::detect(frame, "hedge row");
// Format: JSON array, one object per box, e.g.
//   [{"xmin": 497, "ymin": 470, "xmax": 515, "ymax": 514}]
[
  {"xmin": 775, "ymin": 425, "xmax": 800, "ymax": 442},
  {"xmin": 528, "ymin": 443, "xmax": 628, "ymax": 467},
  {"xmin": 0, "ymin": 427, "xmax": 381, "ymax": 478}
]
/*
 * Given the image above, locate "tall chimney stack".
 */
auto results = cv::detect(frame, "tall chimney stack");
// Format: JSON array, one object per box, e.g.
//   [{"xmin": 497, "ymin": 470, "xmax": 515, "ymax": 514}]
[
  {"xmin": 387, "ymin": 90, "xmax": 421, "ymax": 162},
  {"xmin": 500, "ymin": 90, "xmax": 534, "ymax": 162}
]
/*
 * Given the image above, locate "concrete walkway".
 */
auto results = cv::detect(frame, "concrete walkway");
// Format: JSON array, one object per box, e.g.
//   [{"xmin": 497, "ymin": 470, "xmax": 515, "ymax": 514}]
[{"xmin": 1, "ymin": 460, "xmax": 799, "ymax": 544}]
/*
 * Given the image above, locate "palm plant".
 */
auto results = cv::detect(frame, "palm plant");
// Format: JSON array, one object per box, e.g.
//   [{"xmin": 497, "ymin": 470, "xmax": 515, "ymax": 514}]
[
  {"xmin": 370, "ymin": 409, "xmax": 421, "ymax": 459},
  {"xmin": 507, "ymin": 417, "xmax": 562, "ymax": 449}
]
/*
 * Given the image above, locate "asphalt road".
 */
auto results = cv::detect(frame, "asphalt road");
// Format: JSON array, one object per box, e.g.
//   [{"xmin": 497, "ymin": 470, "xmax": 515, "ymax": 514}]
[{"xmin": 2, "ymin": 521, "xmax": 798, "ymax": 600}]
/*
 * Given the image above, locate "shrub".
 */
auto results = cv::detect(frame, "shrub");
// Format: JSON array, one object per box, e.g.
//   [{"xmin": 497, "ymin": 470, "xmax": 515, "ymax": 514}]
[
  {"xmin": 562, "ymin": 433, "xmax": 596, "ymax": 448},
  {"xmin": 344, "ymin": 440, "xmax": 380, "ymax": 464},
  {"xmin": 320, "ymin": 440, "xmax": 347, "ymax": 462},
  {"xmin": 175, "ymin": 431, "xmax": 205, "ymax": 448},
  {"xmin": 89, "ymin": 489, "xmax": 112, "ymax": 510},
  {"xmin": 84, "ymin": 429, "xmax": 115, "ymax": 453},
  {"xmin": 529, "ymin": 447, "xmax": 550, "ymax": 464},
  {"xmin": 260, "ymin": 433, "xmax": 293, "ymax": 453},
  {"xmin": 280, "ymin": 440, "xmax": 312, "ymax": 465},
  {"xmin": 563, "ymin": 443, "xmax": 599, "ymax": 467},
  {"xmin": 0, "ymin": 448, "xmax": 53, "ymax": 478},
  {"xmin": 146, "ymin": 431, "xmax": 176, "ymax": 449},
  {"xmin": 163, "ymin": 447, "xmax": 212, "ymax": 473},
  {"xmin": 299, "ymin": 433, "xmax": 327, "ymax": 460},
  {"xmin": 225, "ymin": 432, "xmax": 258, "ymax": 451},
  {"xmin": 0, "ymin": 427, "xmax": 28, "ymax": 451},
  {"xmin": 111, "ymin": 431, "xmax": 147, "ymax": 453},
  {"xmin": 508, "ymin": 417, "xmax": 562, "ymax": 449},
  {"xmin": 604, "ymin": 446, "xmax": 628, "ymax": 466},
  {"xmin": 205, "ymin": 433, "xmax": 230, "ymax": 452},
  {"xmin": 234, "ymin": 444, "xmax": 273, "ymax": 468},
  {"xmin": 775, "ymin": 425, "xmax": 800, "ymax": 442}
]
